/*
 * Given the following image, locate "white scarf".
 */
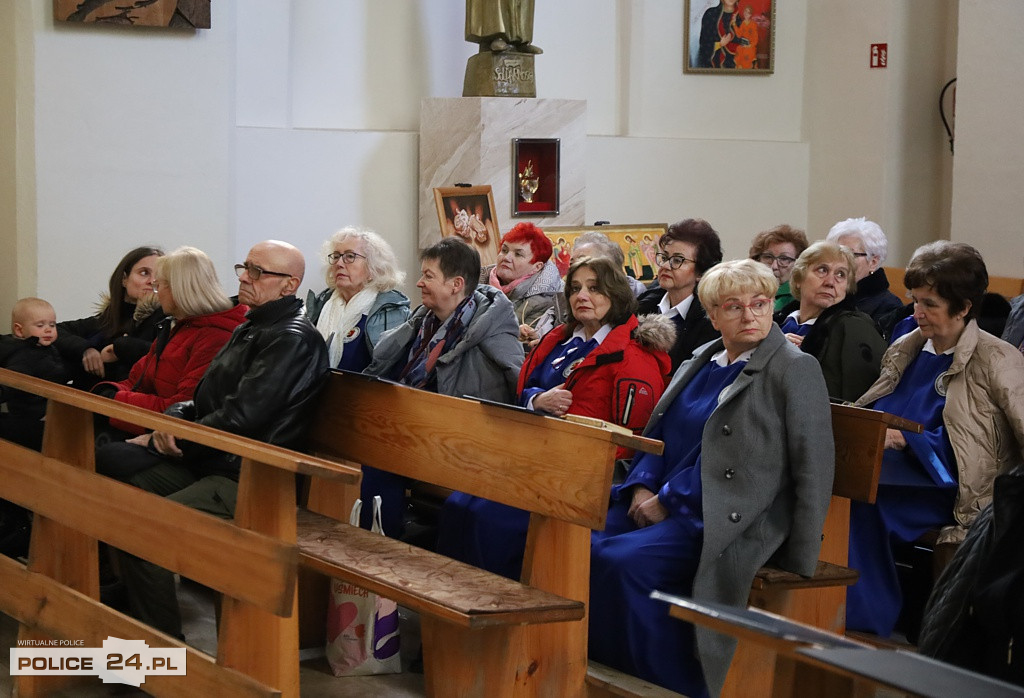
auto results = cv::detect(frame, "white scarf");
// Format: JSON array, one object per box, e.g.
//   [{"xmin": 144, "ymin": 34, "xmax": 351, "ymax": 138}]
[{"xmin": 316, "ymin": 287, "xmax": 378, "ymax": 368}]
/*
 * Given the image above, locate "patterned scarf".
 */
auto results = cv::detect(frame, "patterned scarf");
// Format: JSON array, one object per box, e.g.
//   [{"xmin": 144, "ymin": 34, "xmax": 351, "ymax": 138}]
[
  {"xmin": 488, "ymin": 265, "xmax": 536, "ymax": 296},
  {"xmin": 399, "ymin": 295, "xmax": 477, "ymax": 389}
]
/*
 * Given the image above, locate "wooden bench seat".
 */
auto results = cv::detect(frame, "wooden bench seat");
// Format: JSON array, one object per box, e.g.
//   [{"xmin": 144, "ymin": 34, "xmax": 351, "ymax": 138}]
[
  {"xmin": 752, "ymin": 561, "xmax": 859, "ymax": 592},
  {"xmin": 296, "ymin": 508, "xmax": 584, "ymax": 628}
]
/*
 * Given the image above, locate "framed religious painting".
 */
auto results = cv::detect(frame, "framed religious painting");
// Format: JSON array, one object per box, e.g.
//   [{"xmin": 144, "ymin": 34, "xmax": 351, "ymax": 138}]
[
  {"xmin": 684, "ymin": 0, "xmax": 775, "ymax": 74},
  {"xmin": 511, "ymin": 138, "xmax": 560, "ymax": 217},
  {"xmin": 54, "ymin": 0, "xmax": 211, "ymax": 27},
  {"xmin": 543, "ymin": 224, "xmax": 668, "ymax": 284},
  {"xmin": 434, "ymin": 185, "xmax": 502, "ymax": 268}
]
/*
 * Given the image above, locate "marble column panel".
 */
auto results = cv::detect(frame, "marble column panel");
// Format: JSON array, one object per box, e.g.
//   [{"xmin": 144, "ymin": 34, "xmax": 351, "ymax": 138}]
[{"xmin": 419, "ymin": 97, "xmax": 587, "ymax": 249}]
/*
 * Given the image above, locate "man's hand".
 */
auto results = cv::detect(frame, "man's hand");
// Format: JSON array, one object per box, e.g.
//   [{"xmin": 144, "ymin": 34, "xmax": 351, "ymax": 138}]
[{"xmin": 151, "ymin": 431, "xmax": 183, "ymax": 458}]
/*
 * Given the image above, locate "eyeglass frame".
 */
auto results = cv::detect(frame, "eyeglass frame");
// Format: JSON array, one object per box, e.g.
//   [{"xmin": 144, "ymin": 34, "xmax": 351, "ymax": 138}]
[
  {"xmin": 754, "ymin": 252, "xmax": 796, "ymax": 268},
  {"xmin": 714, "ymin": 297, "xmax": 774, "ymax": 320},
  {"xmin": 327, "ymin": 251, "xmax": 367, "ymax": 265},
  {"xmin": 234, "ymin": 263, "xmax": 294, "ymax": 282},
  {"xmin": 655, "ymin": 252, "xmax": 696, "ymax": 270}
]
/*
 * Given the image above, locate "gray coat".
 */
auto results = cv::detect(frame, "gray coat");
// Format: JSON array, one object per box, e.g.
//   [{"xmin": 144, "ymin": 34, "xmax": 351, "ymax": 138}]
[
  {"xmin": 646, "ymin": 325, "xmax": 834, "ymax": 696},
  {"xmin": 365, "ymin": 286, "xmax": 524, "ymax": 403}
]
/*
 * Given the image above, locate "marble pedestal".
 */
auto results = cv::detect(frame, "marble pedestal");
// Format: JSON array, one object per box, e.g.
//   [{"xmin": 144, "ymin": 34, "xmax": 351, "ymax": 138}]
[{"xmin": 419, "ymin": 97, "xmax": 586, "ymax": 251}]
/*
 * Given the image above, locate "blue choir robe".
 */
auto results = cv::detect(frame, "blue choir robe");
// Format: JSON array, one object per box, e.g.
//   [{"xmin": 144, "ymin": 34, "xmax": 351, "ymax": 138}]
[
  {"xmin": 589, "ymin": 356, "xmax": 746, "ymax": 697},
  {"xmin": 436, "ymin": 332, "xmax": 600, "ymax": 580},
  {"xmin": 779, "ymin": 312, "xmax": 814, "ymax": 337},
  {"xmin": 847, "ymin": 347, "xmax": 957, "ymax": 636},
  {"xmin": 336, "ymin": 315, "xmax": 372, "ymax": 372}
]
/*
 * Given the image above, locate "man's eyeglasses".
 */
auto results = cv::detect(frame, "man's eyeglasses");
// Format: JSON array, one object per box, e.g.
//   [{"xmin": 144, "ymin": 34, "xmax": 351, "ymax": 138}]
[
  {"xmin": 327, "ymin": 251, "xmax": 367, "ymax": 265},
  {"xmin": 717, "ymin": 299, "xmax": 773, "ymax": 319},
  {"xmin": 655, "ymin": 253, "xmax": 695, "ymax": 270},
  {"xmin": 234, "ymin": 263, "xmax": 293, "ymax": 282},
  {"xmin": 755, "ymin": 253, "xmax": 796, "ymax": 268}
]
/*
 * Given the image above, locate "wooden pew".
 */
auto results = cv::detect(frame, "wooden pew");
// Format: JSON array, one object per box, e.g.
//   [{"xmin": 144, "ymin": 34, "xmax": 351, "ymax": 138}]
[
  {"xmin": 0, "ymin": 367, "xmax": 359, "ymax": 697},
  {"xmin": 297, "ymin": 371, "xmax": 662, "ymax": 697},
  {"xmin": 722, "ymin": 403, "xmax": 922, "ymax": 698}
]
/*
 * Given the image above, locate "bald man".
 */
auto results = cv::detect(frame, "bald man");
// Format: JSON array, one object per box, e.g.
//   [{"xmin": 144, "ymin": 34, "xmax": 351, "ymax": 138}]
[{"xmin": 100, "ymin": 240, "xmax": 329, "ymax": 638}]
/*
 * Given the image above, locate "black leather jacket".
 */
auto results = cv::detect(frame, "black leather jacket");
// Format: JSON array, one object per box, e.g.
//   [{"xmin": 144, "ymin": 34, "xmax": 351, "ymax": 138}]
[{"xmin": 165, "ymin": 296, "xmax": 329, "ymax": 467}]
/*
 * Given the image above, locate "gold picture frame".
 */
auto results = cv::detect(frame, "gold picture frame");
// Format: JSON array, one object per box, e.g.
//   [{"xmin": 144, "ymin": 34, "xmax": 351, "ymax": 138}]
[
  {"xmin": 684, "ymin": 0, "xmax": 775, "ymax": 74},
  {"xmin": 434, "ymin": 185, "xmax": 502, "ymax": 268},
  {"xmin": 544, "ymin": 224, "xmax": 668, "ymax": 283}
]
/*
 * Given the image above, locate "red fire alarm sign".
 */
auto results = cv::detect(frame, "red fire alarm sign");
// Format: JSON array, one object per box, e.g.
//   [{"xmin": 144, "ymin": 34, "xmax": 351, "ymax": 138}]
[{"xmin": 871, "ymin": 43, "xmax": 888, "ymax": 68}]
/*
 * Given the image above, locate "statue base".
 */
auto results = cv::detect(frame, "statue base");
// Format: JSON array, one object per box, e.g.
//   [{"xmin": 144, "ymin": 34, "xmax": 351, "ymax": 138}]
[{"xmin": 463, "ymin": 51, "xmax": 536, "ymax": 98}]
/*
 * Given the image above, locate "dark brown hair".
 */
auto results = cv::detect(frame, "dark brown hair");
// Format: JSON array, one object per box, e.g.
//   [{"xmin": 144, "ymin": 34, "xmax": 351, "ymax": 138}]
[
  {"xmin": 99, "ymin": 246, "xmax": 163, "ymax": 337},
  {"xmin": 563, "ymin": 256, "xmax": 637, "ymax": 332},
  {"xmin": 660, "ymin": 218, "xmax": 723, "ymax": 275},
  {"xmin": 904, "ymin": 241, "xmax": 987, "ymax": 320}
]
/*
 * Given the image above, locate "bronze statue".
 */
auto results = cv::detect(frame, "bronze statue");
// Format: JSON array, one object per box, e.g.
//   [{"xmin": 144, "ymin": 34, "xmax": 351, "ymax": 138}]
[{"xmin": 466, "ymin": 0, "xmax": 542, "ymax": 54}]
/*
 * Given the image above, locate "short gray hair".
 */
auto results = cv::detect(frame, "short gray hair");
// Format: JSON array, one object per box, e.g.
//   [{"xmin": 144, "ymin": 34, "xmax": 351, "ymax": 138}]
[
  {"xmin": 572, "ymin": 231, "xmax": 625, "ymax": 267},
  {"xmin": 320, "ymin": 227, "xmax": 405, "ymax": 292},
  {"xmin": 698, "ymin": 259, "xmax": 779, "ymax": 309},
  {"xmin": 826, "ymin": 217, "xmax": 889, "ymax": 263},
  {"xmin": 790, "ymin": 241, "xmax": 858, "ymax": 301}
]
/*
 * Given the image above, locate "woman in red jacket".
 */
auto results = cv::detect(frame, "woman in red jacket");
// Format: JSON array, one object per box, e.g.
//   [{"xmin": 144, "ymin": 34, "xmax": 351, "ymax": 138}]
[
  {"xmin": 437, "ymin": 256, "xmax": 674, "ymax": 579},
  {"xmin": 94, "ymin": 246, "xmax": 247, "ymax": 451}
]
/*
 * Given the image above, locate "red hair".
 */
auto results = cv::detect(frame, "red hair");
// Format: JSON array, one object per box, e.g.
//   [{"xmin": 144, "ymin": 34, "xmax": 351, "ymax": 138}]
[{"xmin": 501, "ymin": 223, "xmax": 552, "ymax": 265}]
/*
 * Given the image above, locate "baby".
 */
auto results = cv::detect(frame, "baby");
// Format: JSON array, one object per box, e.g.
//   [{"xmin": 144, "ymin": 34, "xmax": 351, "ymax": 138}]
[{"xmin": 0, "ymin": 297, "xmax": 68, "ymax": 450}]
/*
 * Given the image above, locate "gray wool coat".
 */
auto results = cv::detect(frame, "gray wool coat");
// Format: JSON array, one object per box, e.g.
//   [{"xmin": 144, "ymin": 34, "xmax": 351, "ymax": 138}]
[
  {"xmin": 645, "ymin": 325, "xmax": 834, "ymax": 696},
  {"xmin": 364, "ymin": 285, "xmax": 524, "ymax": 403}
]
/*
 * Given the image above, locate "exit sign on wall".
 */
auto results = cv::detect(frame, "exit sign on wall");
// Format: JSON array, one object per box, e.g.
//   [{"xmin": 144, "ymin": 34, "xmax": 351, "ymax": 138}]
[{"xmin": 871, "ymin": 43, "xmax": 888, "ymax": 68}]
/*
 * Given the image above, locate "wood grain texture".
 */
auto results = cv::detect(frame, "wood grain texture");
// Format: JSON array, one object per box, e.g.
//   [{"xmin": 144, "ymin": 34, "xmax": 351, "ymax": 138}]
[
  {"xmin": 0, "ymin": 440, "xmax": 296, "ymax": 616},
  {"xmin": 0, "ymin": 368, "xmax": 359, "ymax": 483},
  {"xmin": 218, "ymin": 461, "xmax": 300, "ymax": 696},
  {"xmin": 296, "ymin": 509, "xmax": 583, "ymax": 628},
  {"xmin": 0, "ymin": 553, "xmax": 278, "ymax": 698},
  {"xmin": 306, "ymin": 372, "xmax": 618, "ymax": 529},
  {"xmin": 751, "ymin": 561, "xmax": 858, "ymax": 590}
]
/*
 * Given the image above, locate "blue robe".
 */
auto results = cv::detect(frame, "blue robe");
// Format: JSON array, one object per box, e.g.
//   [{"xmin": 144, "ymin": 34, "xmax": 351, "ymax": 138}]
[
  {"xmin": 589, "ymin": 358, "xmax": 746, "ymax": 697},
  {"xmin": 436, "ymin": 335, "xmax": 599, "ymax": 580},
  {"xmin": 779, "ymin": 314, "xmax": 813, "ymax": 337},
  {"xmin": 336, "ymin": 315, "xmax": 371, "ymax": 372},
  {"xmin": 847, "ymin": 349, "xmax": 957, "ymax": 636}
]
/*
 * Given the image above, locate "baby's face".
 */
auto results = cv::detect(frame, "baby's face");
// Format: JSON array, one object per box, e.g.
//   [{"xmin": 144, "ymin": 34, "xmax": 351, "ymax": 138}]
[{"xmin": 16, "ymin": 308, "xmax": 58, "ymax": 346}]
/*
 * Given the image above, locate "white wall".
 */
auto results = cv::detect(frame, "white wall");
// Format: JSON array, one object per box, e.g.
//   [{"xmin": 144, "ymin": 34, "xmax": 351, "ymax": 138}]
[
  {"xmin": 804, "ymin": 0, "xmax": 957, "ymax": 266},
  {"xmin": 950, "ymin": 0, "xmax": 1024, "ymax": 277},
  {"xmin": 29, "ymin": 0, "xmax": 236, "ymax": 319}
]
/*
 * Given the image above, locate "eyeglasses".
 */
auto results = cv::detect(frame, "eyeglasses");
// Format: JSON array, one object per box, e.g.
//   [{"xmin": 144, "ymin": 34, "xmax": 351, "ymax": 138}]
[
  {"xmin": 716, "ymin": 298, "xmax": 773, "ymax": 319},
  {"xmin": 234, "ymin": 263, "xmax": 293, "ymax": 281},
  {"xmin": 850, "ymin": 252, "xmax": 870, "ymax": 258},
  {"xmin": 755, "ymin": 253, "xmax": 796, "ymax": 268},
  {"xmin": 809, "ymin": 264, "xmax": 849, "ymax": 281},
  {"xmin": 655, "ymin": 253, "xmax": 695, "ymax": 270},
  {"xmin": 327, "ymin": 251, "xmax": 366, "ymax": 265}
]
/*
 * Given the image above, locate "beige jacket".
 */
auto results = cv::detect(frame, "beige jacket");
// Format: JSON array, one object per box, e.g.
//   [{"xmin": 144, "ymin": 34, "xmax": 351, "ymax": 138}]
[{"xmin": 856, "ymin": 320, "xmax": 1024, "ymax": 544}]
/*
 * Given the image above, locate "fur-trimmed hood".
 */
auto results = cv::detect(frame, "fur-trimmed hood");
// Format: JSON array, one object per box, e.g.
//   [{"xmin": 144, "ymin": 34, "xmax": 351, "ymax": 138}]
[
  {"xmin": 635, "ymin": 313, "xmax": 677, "ymax": 354},
  {"xmin": 95, "ymin": 292, "xmax": 163, "ymax": 323}
]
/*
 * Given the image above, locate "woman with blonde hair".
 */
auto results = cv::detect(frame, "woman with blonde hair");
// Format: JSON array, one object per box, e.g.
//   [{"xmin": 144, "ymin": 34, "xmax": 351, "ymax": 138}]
[
  {"xmin": 93, "ymin": 246, "xmax": 247, "ymax": 446},
  {"xmin": 306, "ymin": 227, "xmax": 410, "ymax": 371}
]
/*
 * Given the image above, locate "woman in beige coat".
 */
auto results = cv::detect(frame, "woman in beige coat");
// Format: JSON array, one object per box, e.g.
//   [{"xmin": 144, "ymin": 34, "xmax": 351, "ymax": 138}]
[{"xmin": 848, "ymin": 241, "xmax": 1024, "ymax": 637}]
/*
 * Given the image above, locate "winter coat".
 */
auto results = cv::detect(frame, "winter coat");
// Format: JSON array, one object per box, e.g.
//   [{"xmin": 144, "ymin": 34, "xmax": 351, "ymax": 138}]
[
  {"xmin": 93, "ymin": 303, "xmax": 249, "ymax": 435},
  {"xmin": 518, "ymin": 314, "xmax": 673, "ymax": 458},
  {"xmin": 920, "ymin": 466, "xmax": 1024, "ymax": 686},
  {"xmin": 636, "ymin": 287, "xmax": 720, "ymax": 372},
  {"xmin": 650, "ymin": 325, "xmax": 834, "ymax": 697},
  {"xmin": 55, "ymin": 295, "xmax": 166, "ymax": 385},
  {"xmin": 1003, "ymin": 293, "xmax": 1024, "ymax": 350},
  {"xmin": 365, "ymin": 286, "xmax": 524, "ymax": 404},
  {"xmin": 856, "ymin": 320, "xmax": 1024, "ymax": 544},
  {"xmin": 786, "ymin": 296, "xmax": 887, "ymax": 402},
  {"xmin": 304, "ymin": 287, "xmax": 411, "ymax": 354},
  {"xmin": 482, "ymin": 260, "xmax": 564, "ymax": 329},
  {"xmin": 0, "ymin": 335, "xmax": 69, "ymax": 421},
  {"xmin": 164, "ymin": 295, "xmax": 329, "ymax": 474},
  {"xmin": 851, "ymin": 268, "xmax": 904, "ymax": 336}
]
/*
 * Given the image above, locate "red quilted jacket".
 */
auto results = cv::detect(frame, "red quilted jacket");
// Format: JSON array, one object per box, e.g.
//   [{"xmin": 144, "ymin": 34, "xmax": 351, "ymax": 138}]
[{"xmin": 99, "ymin": 303, "xmax": 248, "ymax": 434}]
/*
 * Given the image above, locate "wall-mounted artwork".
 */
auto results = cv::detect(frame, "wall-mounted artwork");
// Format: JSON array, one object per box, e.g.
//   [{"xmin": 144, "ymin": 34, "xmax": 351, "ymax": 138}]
[
  {"xmin": 512, "ymin": 138, "xmax": 560, "ymax": 218},
  {"xmin": 544, "ymin": 224, "xmax": 668, "ymax": 283},
  {"xmin": 684, "ymin": 0, "xmax": 774, "ymax": 74},
  {"xmin": 54, "ymin": 0, "xmax": 211, "ymax": 28},
  {"xmin": 434, "ymin": 185, "xmax": 501, "ymax": 268}
]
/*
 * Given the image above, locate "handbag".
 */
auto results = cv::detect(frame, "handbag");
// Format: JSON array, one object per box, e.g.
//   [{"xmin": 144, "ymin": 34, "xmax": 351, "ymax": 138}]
[{"xmin": 325, "ymin": 496, "xmax": 402, "ymax": 676}]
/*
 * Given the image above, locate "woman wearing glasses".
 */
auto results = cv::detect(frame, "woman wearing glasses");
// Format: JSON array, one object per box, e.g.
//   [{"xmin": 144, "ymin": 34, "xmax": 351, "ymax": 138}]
[
  {"xmin": 637, "ymin": 219, "xmax": 723, "ymax": 372},
  {"xmin": 305, "ymin": 227, "xmax": 410, "ymax": 372},
  {"xmin": 437, "ymin": 255, "xmax": 673, "ymax": 579},
  {"xmin": 589, "ymin": 259, "xmax": 834, "ymax": 696},
  {"xmin": 748, "ymin": 224, "xmax": 809, "ymax": 311},
  {"xmin": 776, "ymin": 241, "xmax": 887, "ymax": 401}
]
